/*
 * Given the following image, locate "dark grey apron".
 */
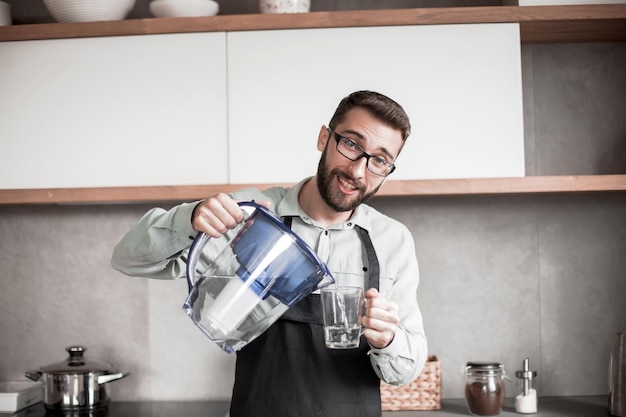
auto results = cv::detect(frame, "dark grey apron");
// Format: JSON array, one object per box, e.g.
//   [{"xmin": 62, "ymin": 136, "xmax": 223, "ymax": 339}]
[{"xmin": 229, "ymin": 218, "xmax": 382, "ymax": 417}]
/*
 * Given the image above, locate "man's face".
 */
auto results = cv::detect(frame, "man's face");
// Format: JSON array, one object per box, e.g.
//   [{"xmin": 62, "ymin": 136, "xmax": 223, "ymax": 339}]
[{"xmin": 316, "ymin": 108, "xmax": 404, "ymax": 213}]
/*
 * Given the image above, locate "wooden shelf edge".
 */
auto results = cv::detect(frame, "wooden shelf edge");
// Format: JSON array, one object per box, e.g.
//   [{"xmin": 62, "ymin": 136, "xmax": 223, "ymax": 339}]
[
  {"xmin": 1, "ymin": 5, "xmax": 625, "ymax": 43},
  {"xmin": 0, "ymin": 183, "xmax": 295, "ymax": 205},
  {"xmin": 0, "ymin": 175, "xmax": 624, "ymax": 205},
  {"xmin": 377, "ymin": 174, "xmax": 626, "ymax": 196}
]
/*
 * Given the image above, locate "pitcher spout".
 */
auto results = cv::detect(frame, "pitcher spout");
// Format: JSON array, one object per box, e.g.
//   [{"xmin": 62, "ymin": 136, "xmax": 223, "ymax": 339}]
[{"xmin": 316, "ymin": 272, "xmax": 335, "ymax": 290}]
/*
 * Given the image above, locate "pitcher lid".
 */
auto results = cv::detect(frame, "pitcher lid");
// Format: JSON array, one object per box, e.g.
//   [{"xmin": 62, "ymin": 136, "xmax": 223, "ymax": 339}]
[{"xmin": 242, "ymin": 201, "xmax": 335, "ymax": 283}]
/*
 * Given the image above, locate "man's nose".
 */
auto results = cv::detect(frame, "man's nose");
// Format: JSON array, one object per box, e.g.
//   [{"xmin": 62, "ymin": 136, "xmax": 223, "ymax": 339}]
[{"xmin": 347, "ymin": 154, "xmax": 368, "ymax": 177}]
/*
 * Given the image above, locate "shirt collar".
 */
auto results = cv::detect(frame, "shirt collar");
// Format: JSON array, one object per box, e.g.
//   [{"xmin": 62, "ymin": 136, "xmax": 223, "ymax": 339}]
[{"xmin": 275, "ymin": 177, "xmax": 372, "ymax": 232}]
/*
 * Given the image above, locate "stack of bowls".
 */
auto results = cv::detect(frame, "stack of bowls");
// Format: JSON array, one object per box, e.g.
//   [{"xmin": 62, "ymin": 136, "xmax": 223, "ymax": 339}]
[
  {"xmin": 150, "ymin": 0, "xmax": 219, "ymax": 18},
  {"xmin": 43, "ymin": 0, "xmax": 137, "ymax": 23}
]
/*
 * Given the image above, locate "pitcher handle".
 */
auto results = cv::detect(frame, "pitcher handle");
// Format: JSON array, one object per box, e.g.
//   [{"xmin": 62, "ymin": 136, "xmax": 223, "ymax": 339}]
[
  {"xmin": 185, "ymin": 232, "xmax": 210, "ymax": 292},
  {"xmin": 185, "ymin": 201, "xmax": 261, "ymax": 292}
]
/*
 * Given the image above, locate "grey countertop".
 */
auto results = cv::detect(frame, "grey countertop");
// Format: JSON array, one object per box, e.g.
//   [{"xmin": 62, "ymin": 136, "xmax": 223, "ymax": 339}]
[
  {"xmin": 1, "ymin": 395, "xmax": 609, "ymax": 417},
  {"xmin": 382, "ymin": 396, "xmax": 608, "ymax": 416}
]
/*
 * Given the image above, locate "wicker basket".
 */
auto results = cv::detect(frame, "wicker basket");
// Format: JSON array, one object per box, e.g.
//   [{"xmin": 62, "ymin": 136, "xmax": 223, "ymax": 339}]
[{"xmin": 380, "ymin": 355, "xmax": 442, "ymax": 411}]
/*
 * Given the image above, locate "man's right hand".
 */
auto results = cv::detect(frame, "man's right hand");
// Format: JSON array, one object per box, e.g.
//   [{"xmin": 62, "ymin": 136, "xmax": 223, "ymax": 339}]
[{"xmin": 191, "ymin": 193, "xmax": 245, "ymax": 238}]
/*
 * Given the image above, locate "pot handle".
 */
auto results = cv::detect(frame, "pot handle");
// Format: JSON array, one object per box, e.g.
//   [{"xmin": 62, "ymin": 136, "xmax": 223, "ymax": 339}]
[
  {"xmin": 97, "ymin": 372, "xmax": 130, "ymax": 384},
  {"xmin": 185, "ymin": 201, "xmax": 260, "ymax": 292},
  {"xmin": 25, "ymin": 370, "xmax": 42, "ymax": 381}
]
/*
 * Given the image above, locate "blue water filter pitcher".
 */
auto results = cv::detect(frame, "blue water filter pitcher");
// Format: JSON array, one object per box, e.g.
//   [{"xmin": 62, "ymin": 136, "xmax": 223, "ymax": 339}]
[{"xmin": 183, "ymin": 201, "xmax": 334, "ymax": 353}]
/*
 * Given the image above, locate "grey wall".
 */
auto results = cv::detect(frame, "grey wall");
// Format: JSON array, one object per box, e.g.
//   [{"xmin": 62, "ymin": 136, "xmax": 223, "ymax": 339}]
[{"xmin": 0, "ymin": 42, "xmax": 625, "ymax": 401}]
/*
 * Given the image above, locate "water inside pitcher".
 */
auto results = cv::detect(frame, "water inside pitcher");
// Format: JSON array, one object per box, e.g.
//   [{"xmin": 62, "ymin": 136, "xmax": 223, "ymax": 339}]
[{"xmin": 183, "ymin": 201, "xmax": 335, "ymax": 353}]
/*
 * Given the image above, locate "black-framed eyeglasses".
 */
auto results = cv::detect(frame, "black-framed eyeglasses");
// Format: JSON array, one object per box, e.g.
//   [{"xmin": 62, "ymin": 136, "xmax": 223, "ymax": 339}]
[{"xmin": 327, "ymin": 127, "xmax": 396, "ymax": 177}]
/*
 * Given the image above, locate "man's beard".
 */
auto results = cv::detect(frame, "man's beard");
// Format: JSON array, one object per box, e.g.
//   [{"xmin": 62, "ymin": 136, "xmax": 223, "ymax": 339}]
[{"xmin": 316, "ymin": 148, "xmax": 382, "ymax": 213}]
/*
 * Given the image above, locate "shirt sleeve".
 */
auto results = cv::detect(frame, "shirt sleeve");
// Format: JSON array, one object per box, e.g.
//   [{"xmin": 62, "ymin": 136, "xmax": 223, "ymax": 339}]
[
  {"xmin": 110, "ymin": 186, "xmax": 284, "ymax": 279},
  {"xmin": 110, "ymin": 201, "xmax": 199, "ymax": 280},
  {"xmin": 367, "ymin": 225, "xmax": 428, "ymax": 386}
]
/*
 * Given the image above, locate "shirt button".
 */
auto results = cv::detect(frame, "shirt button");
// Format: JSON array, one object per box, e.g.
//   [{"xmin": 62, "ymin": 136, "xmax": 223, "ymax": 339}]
[{"xmin": 324, "ymin": 230, "xmax": 329, "ymax": 236}]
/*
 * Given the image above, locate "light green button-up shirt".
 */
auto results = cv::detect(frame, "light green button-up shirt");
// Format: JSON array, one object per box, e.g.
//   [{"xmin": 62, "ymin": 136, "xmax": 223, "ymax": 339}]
[{"xmin": 112, "ymin": 178, "xmax": 428, "ymax": 385}]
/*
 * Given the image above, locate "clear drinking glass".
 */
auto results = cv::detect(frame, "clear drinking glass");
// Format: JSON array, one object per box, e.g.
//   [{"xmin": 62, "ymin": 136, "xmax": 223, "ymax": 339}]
[{"xmin": 320, "ymin": 286, "xmax": 364, "ymax": 349}]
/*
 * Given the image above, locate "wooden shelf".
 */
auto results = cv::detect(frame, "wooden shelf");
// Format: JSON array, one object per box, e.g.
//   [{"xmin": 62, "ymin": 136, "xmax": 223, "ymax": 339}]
[
  {"xmin": 378, "ymin": 175, "xmax": 626, "ymax": 197},
  {"xmin": 0, "ymin": 5, "xmax": 625, "ymax": 43},
  {"xmin": 0, "ymin": 175, "xmax": 624, "ymax": 205}
]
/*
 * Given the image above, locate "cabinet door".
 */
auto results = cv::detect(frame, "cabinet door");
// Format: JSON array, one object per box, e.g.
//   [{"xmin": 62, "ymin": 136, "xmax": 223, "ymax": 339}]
[
  {"xmin": 227, "ymin": 24, "xmax": 524, "ymax": 183},
  {"xmin": 0, "ymin": 33, "xmax": 228, "ymax": 189}
]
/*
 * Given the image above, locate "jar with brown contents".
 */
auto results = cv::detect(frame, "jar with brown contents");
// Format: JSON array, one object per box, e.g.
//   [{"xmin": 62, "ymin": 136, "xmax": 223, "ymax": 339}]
[{"xmin": 464, "ymin": 362, "xmax": 505, "ymax": 416}]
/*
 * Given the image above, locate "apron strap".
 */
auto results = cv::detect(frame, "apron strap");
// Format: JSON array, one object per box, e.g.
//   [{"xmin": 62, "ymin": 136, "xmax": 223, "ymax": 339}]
[{"xmin": 356, "ymin": 224, "xmax": 380, "ymax": 290}]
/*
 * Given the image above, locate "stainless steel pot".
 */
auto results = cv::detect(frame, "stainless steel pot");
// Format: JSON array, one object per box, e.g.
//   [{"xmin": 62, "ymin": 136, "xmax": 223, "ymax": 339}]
[{"xmin": 25, "ymin": 346, "xmax": 129, "ymax": 412}]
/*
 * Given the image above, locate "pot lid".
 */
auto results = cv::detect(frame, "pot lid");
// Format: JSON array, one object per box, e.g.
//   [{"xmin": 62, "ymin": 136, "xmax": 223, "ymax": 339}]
[{"xmin": 39, "ymin": 346, "xmax": 116, "ymax": 375}]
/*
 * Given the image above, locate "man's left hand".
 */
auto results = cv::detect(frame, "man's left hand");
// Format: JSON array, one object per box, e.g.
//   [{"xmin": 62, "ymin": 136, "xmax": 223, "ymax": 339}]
[{"xmin": 362, "ymin": 288, "xmax": 399, "ymax": 349}]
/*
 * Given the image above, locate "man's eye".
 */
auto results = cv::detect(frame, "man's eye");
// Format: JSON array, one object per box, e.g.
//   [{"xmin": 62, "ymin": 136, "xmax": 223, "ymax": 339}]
[
  {"xmin": 343, "ymin": 138, "xmax": 359, "ymax": 151},
  {"xmin": 371, "ymin": 156, "xmax": 388, "ymax": 167}
]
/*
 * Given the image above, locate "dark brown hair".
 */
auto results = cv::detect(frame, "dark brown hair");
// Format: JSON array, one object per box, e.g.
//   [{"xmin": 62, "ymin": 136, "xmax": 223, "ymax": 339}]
[{"xmin": 328, "ymin": 90, "xmax": 411, "ymax": 143}]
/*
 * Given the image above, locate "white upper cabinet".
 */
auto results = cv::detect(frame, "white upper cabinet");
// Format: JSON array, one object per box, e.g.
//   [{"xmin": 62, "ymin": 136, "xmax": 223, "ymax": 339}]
[
  {"xmin": 227, "ymin": 24, "xmax": 524, "ymax": 183},
  {"xmin": 0, "ymin": 33, "xmax": 228, "ymax": 189},
  {"xmin": 0, "ymin": 24, "xmax": 524, "ymax": 190}
]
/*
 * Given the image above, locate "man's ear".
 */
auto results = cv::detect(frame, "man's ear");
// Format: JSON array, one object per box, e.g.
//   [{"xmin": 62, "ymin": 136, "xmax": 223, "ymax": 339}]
[{"xmin": 317, "ymin": 125, "xmax": 329, "ymax": 152}]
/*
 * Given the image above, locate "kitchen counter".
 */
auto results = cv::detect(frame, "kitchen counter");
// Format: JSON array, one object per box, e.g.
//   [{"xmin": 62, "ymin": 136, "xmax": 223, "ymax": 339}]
[
  {"xmin": 383, "ymin": 396, "xmax": 608, "ymax": 417},
  {"xmin": 2, "ymin": 396, "xmax": 608, "ymax": 417}
]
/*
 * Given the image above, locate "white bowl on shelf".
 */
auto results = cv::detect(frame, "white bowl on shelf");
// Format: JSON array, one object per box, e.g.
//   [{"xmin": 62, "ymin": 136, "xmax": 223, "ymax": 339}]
[
  {"xmin": 43, "ymin": 0, "xmax": 136, "ymax": 23},
  {"xmin": 150, "ymin": 0, "xmax": 219, "ymax": 18},
  {"xmin": 259, "ymin": 0, "xmax": 310, "ymax": 13}
]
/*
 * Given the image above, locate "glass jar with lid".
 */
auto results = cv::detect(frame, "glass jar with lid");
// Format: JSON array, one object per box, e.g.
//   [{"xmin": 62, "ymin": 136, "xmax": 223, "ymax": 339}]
[{"xmin": 464, "ymin": 362, "xmax": 506, "ymax": 416}]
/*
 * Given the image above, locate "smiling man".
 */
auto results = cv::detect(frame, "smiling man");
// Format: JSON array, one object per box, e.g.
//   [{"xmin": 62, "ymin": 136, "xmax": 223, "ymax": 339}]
[{"xmin": 112, "ymin": 90, "xmax": 428, "ymax": 417}]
